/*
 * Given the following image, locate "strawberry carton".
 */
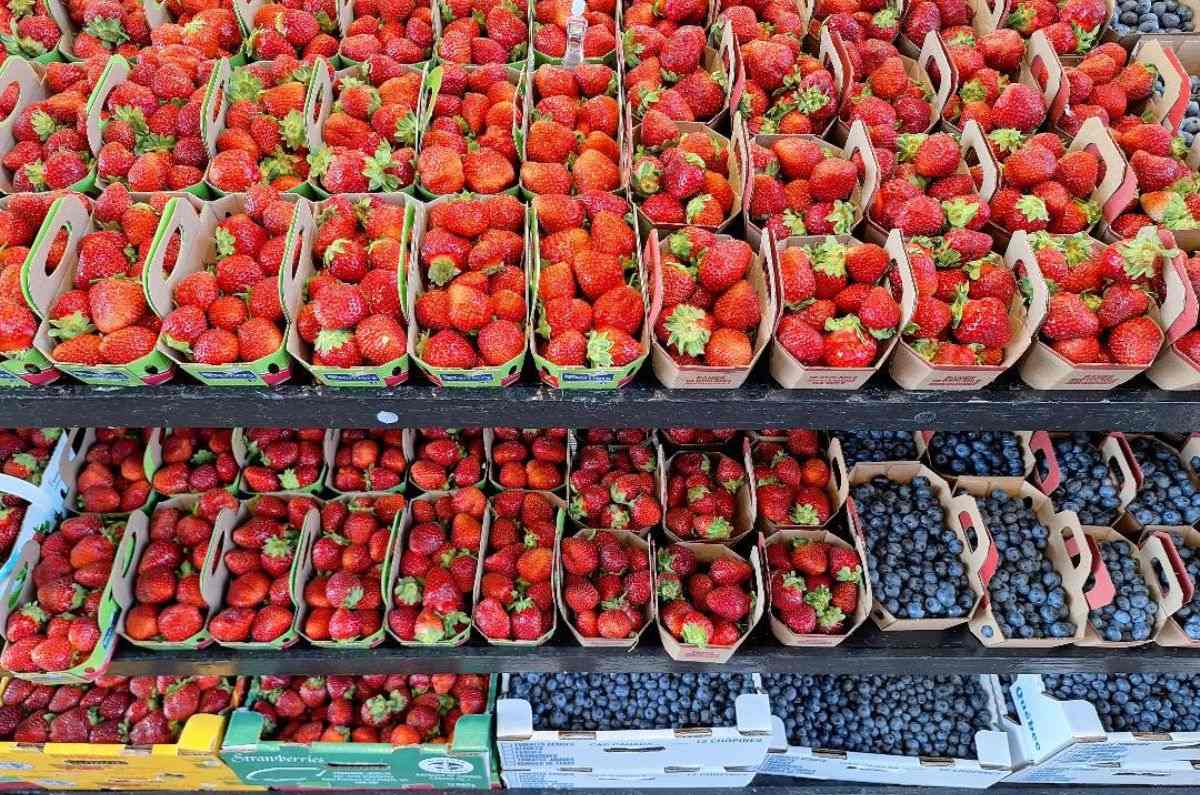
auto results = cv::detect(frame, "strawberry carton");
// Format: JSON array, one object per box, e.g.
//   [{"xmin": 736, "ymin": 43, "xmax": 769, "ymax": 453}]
[
  {"xmin": 0, "ymin": 426, "xmax": 69, "ymax": 508},
  {"xmin": 63, "ymin": 427, "xmax": 153, "ymax": 516},
  {"xmin": 520, "ymin": 61, "xmax": 626, "ymax": 196},
  {"xmin": 567, "ymin": 437, "xmax": 664, "ymax": 535},
  {"xmin": 743, "ymin": 118, "xmax": 879, "ymax": 252},
  {"xmin": 299, "ymin": 493, "xmax": 406, "ymax": 647},
  {"xmin": 751, "ymin": 434, "xmax": 850, "ymax": 530},
  {"xmin": 845, "ymin": 461, "xmax": 989, "ymax": 631},
  {"xmin": 999, "ymin": 0, "xmax": 1113, "ymax": 55},
  {"xmin": 529, "ymin": 194, "xmax": 650, "ymax": 388},
  {"xmin": 798, "ymin": 0, "xmax": 904, "ymax": 46},
  {"xmin": 661, "ymin": 442, "xmax": 756, "ymax": 544},
  {"xmin": 306, "ymin": 63, "xmax": 423, "ymax": 198},
  {"xmin": 326, "ymin": 428, "xmax": 412, "ymax": 494},
  {"xmin": 623, "ymin": 0, "xmax": 714, "ymax": 31},
  {"xmin": 0, "ymin": 511, "xmax": 130, "ymax": 684},
  {"xmin": 471, "ymin": 489, "xmax": 563, "ymax": 646},
  {"xmin": 415, "ymin": 63, "xmax": 522, "ymax": 197},
  {"xmin": 59, "ymin": 0, "xmax": 164, "ymax": 59},
  {"xmin": 759, "ymin": 526, "xmax": 872, "ymax": 645},
  {"xmin": 233, "ymin": 427, "xmax": 334, "ymax": 495},
  {"xmin": 770, "ymin": 230, "xmax": 915, "ymax": 390},
  {"xmin": 713, "ymin": 0, "xmax": 807, "ymax": 50},
  {"xmin": 233, "ymin": 0, "xmax": 343, "ymax": 63},
  {"xmin": 207, "ymin": 493, "xmax": 319, "ymax": 649},
  {"xmin": 112, "ymin": 492, "xmax": 236, "ymax": 650},
  {"xmin": 557, "ymin": 528, "xmax": 655, "ymax": 647},
  {"xmin": 436, "ymin": 0, "xmax": 529, "ymax": 63},
  {"xmin": 0, "ymin": 0, "xmax": 69, "ymax": 63},
  {"xmin": 145, "ymin": 194, "xmax": 299, "ymax": 387},
  {"xmin": 653, "ymin": 540, "xmax": 764, "ymax": 663},
  {"xmin": 1148, "ymin": 237, "xmax": 1200, "ymax": 390},
  {"xmin": 150, "ymin": 1, "xmax": 245, "ymax": 60},
  {"xmin": 408, "ymin": 193, "xmax": 530, "ymax": 386},
  {"xmin": 384, "ymin": 488, "xmax": 482, "ymax": 646},
  {"xmin": 409, "ymin": 427, "xmax": 487, "ymax": 491},
  {"xmin": 0, "ymin": 56, "xmax": 105, "ymax": 194},
  {"xmin": 203, "ymin": 55, "xmax": 327, "ymax": 196},
  {"xmin": 733, "ymin": 24, "xmax": 846, "ymax": 138},
  {"xmin": 954, "ymin": 476, "xmax": 1091, "ymax": 648},
  {"xmin": 144, "ymin": 427, "xmax": 240, "ymax": 497},
  {"xmin": 282, "ymin": 195, "xmax": 415, "ymax": 387},
  {"xmin": 337, "ymin": 0, "xmax": 439, "ymax": 65},
  {"xmin": 660, "ymin": 427, "xmax": 740, "ymax": 449},
  {"xmin": 23, "ymin": 191, "xmax": 180, "ymax": 386},
  {"xmin": 631, "ymin": 116, "xmax": 744, "ymax": 233},
  {"xmin": 532, "ymin": 0, "xmax": 618, "ymax": 63},
  {"xmin": 87, "ymin": 52, "xmax": 226, "ymax": 198},
  {"xmin": 1113, "ymin": 129, "xmax": 1200, "ymax": 250},
  {"xmin": 625, "ymin": 16, "xmax": 733, "ymax": 127},
  {"xmin": 1147, "ymin": 524, "xmax": 1200, "ymax": 648},
  {"xmin": 1020, "ymin": 227, "xmax": 1193, "ymax": 389},
  {"xmin": 898, "ymin": 0, "xmax": 1003, "ymax": 57},
  {"xmin": 488, "ymin": 427, "xmax": 571, "ymax": 492},
  {"xmin": 645, "ymin": 227, "xmax": 774, "ymax": 388},
  {"xmin": 889, "ymin": 234, "xmax": 1049, "ymax": 391}
]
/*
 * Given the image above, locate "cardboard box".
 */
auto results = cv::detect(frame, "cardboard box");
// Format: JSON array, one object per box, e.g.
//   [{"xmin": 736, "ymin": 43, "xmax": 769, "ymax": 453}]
[
  {"xmin": 232, "ymin": 427, "xmax": 334, "ymax": 496},
  {"xmin": 1004, "ymin": 760, "xmax": 1200, "ymax": 785},
  {"xmin": 500, "ymin": 767, "xmax": 756, "ymax": 788},
  {"xmin": 112, "ymin": 495, "xmax": 227, "ymax": 650},
  {"xmin": 653, "ymin": 541, "xmax": 764, "ymax": 663},
  {"xmin": 770, "ymin": 230, "xmax": 915, "ymax": 390},
  {"xmin": 845, "ymin": 462, "xmax": 987, "ymax": 631},
  {"xmin": 758, "ymin": 527, "xmax": 872, "ymax": 646},
  {"xmin": 555, "ymin": 528, "xmax": 655, "ymax": 648},
  {"xmin": 495, "ymin": 672, "xmax": 771, "ymax": 771},
  {"xmin": 644, "ymin": 228, "xmax": 774, "ymax": 388},
  {"xmin": 752, "ymin": 436, "xmax": 850, "ymax": 530},
  {"xmin": 954, "ymin": 477, "xmax": 1090, "ymax": 647},
  {"xmin": 407, "ymin": 194, "xmax": 529, "ymax": 386},
  {"xmin": 0, "ymin": 678, "xmax": 258, "ymax": 791},
  {"xmin": 220, "ymin": 675, "xmax": 496, "ymax": 789},
  {"xmin": 759, "ymin": 676, "xmax": 1016, "ymax": 788},
  {"xmin": 661, "ymin": 440, "xmax": 756, "ymax": 544},
  {"xmin": 282, "ymin": 195, "xmax": 415, "ymax": 387},
  {"xmin": 632, "ymin": 119, "xmax": 745, "ymax": 236},
  {"xmin": 1008, "ymin": 673, "xmax": 1200, "ymax": 767},
  {"xmin": 1148, "ymin": 524, "xmax": 1200, "ymax": 648}
]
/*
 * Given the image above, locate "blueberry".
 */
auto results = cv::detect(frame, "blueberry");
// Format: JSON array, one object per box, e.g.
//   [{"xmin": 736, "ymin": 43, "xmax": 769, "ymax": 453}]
[{"xmin": 1041, "ymin": 675, "xmax": 1200, "ymax": 733}]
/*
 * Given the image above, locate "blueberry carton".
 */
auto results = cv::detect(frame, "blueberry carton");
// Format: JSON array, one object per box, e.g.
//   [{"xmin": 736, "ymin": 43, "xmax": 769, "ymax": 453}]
[
  {"xmin": 1115, "ymin": 433, "xmax": 1200, "ymax": 534},
  {"xmin": 1029, "ymin": 432, "xmax": 1137, "ymax": 525},
  {"xmin": 916, "ymin": 430, "xmax": 1037, "ymax": 487},
  {"xmin": 1149, "ymin": 524, "xmax": 1200, "ymax": 647}
]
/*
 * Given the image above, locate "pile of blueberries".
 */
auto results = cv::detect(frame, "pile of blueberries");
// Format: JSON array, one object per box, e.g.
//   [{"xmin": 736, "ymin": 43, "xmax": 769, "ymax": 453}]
[
  {"xmin": 975, "ymin": 490, "xmax": 1077, "ymax": 640},
  {"xmin": 835, "ymin": 431, "xmax": 918, "ymax": 466},
  {"xmin": 927, "ymin": 432, "xmax": 1025, "ymax": 478},
  {"xmin": 1168, "ymin": 533, "xmax": 1200, "ymax": 639},
  {"xmin": 1125, "ymin": 438, "xmax": 1200, "ymax": 525},
  {"xmin": 1085, "ymin": 540, "xmax": 1160, "ymax": 642},
  {"xmin": 852, "ymin": 476, "xmax": 975, "ymax": 621},
  {"xmin": 1042, "ymin": 434, "xmax": 1123, "ymax": 526},
  {"xmin": 761, "ymin": 674, "xmax": 995, "ymax": 757},
  {"xmin": 506, "ymin": 673, "xmax": 756, "ymax": 730},
  {"xmin": 1111, "ymin": 0, "xmax": 1194, "ymax": 37},
  {"xmin": 1041, "ymin": 674, "xmax": 1200, "ymax": 733}
]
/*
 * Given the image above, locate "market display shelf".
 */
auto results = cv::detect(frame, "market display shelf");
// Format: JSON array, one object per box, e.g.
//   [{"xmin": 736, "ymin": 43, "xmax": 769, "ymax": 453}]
[
  {"xmin": 1, "ymin": 377, "xmax": 1198, "ymax": 430},
  {"xmin": 71, "ymin": 623, "xmax": 1200, "ymax": 677}
]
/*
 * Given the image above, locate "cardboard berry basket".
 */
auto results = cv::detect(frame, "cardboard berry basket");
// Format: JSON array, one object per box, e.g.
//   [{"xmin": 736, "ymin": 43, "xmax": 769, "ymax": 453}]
[
  {"xmin": 142, "ymin": 427, "xmax": 241, "ymax": 498},
  {"xmin": 0, "ymin": 57, "xmax": 99, "ymax": 194},
  {"xmin": 1144, "ymin": 524, "xmax": 1200, "ymax": 648},
  {"xmin": 758, "ymin": 675, "xmax": 1017, "ymax": 788},
  {"xmin": 753, "ymin": 436, "xmax": 850, "ymax": 531},
  {"xmin": 231, "ymin": 427, "xmax": 335, "ymax": 496},
  {"xmin": 757, "ymin": 527, "xmax": 872, "ymax": 647},
  {"xmin": 472, "ymin": 490, "xmax": 564, "ymax": 647},
  {"xmin": 406, "ymin": 194, "xmax": 530, "ymax": 387},
  {"xmin": 1146, "ymin": 227, "xmax": 1200, "ymax": 389},
  {"xmin": 527, "ymin": 204, "xmax": 649, "ymax": 388},
  {"xmin": 219, "ymin": 674, "xmax": 497, "ymax": 790},
  {"xmin": 21, "ymin": 194, "xmax": 177, "ymax": 386},
  {"xmin": 832, "ymin": 29, "xmax": 952, "ymax": 144},
  {"xmin": 554, "ymin": 527, "xmax": 655, "ymax": 648},
  {"xmin": 62, "ymin": 427, "xmax": 155, "ymax": 517},
  {"xmin": 1021, "ymin": 229, "xmax": 1194, "ymax": 389},
  {"xmin": 897, "ymin": 0, "xmax": 1003, "ymax": 57},
  {"xmin": 770, "ymin": 229, "xmax": 916, "ymax": 390},
  {"xmin": 414, "ymin": 63, "xmax": 524, "ymax": 200},
  {"xmin": 0, "ymin": 425, "xmax": 72, "ymax": 512},
  {"xmin": 1114, "ymin": 433, "xmax": 1200, "ymax": 536},
  {"xmin": 282, "ymin": 195, "xmax": 416, "ymax": 387},
  {"xmin": 202, "ymin": 56, "xmax": 328, "ymax": 199},
  {"xmin": 653, "ymin": 541, "xmax": 765, "ymax": 663},
  {"xmin": 631, "ymin": 117, "xmax": 746, "ymax": 236},
  {"xmin": 952, "ymin": 477, "xmax": 1090, "ymax": 648},
  {"xmin": 296, "ymin": 493, "xmax": 397, "ymax": 649},
  {"xmin": 531, "ymin": 0, "xmax": 620, "ymax": 66},
  {"xmin": 0, "ymin": 677, "xmax": 259, "ymax": 792},
  {"xmin": 484, "ymin": 428, "xmax": 572, "ymax": 495},
  {"xmin": 145, "ymin": 195, "xmax": 301, "ymax": 386},
  {"xmin": 567, "ymin": 439, "xmax": 666, "ymax": 536},
  {"xmin": 845, "ymin": 462, "xmax": 989, "ymax": 632},
  {"xmin": 56, "ymin": 0, "xmax": 168, "ymax": 61},
  {"xmin": 495, "ymin": 670, "xmax": 772, "ymax": 771},
  {"xmin": 742, "ymin": 119, "xmax": 879, "ymax": 253},
  {"xmin": 0, "ymin": 193, "xmax": 60, "ymax": 388},
  {"xmin": 231, "ymin": 0, "xmax": 349, "ymax": 65},
  {"xmin": 628, "ymin": 20, "xmax": 734, "ymax": 129},
  {"xmin": 914, "ymin": 429, "xmax": 1039, "ymax": 489},
  {"xmin": 891, "ymin": 230, "xmax": 1049, "ymax": 390},
  {"xmin": 324, "ymin": 428, "xmax": 414, "ymax": 494},
  {"xmin": 1027, "ymin": 431, "xmax": 1137, "ymax": 520},
  {"xmin": 305, "ymin": 62, "xmax": 426, "ymax": 199},
  {"xmin": 644, "ymin": 228, "xmax": 775, "ymax": 389},
  {"xmin": 112, "ymin": 494, "xmax": 226, "ymax": 650},
  {"xmin": 1071, "ymin": 524, "xmax": 1185, "ymax": 648},
  {"xmin": 660, "ymin": 439, "xmax": 756, "ymax": 545},
  {"xmin": 1007, "ymin": 672, "xmax": 1200, "ymax": 769},
  {"xmin": 0, "ymin": 0, "xmax": 71, "ymax": 65},
  {"xmin": 797, "ymin": 0, "xmax": 906, "ymax": 49},
  {"xmin": 209, "ymin": 496, "xmax": 317, "ymax": 650},
  {"xmin": 86, "ymin": 54, "xmax": 227, "ymax": 199}
]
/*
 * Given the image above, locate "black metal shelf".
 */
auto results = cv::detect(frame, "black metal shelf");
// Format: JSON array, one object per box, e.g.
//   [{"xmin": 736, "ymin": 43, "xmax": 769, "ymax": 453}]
[
  {"xmin": 2, "ymin": 377, "xmax": 1200, "ymax": 430},
  {"xmin": 90, "ymin": 623, "xmax": 1200, "ymax": 677}
]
